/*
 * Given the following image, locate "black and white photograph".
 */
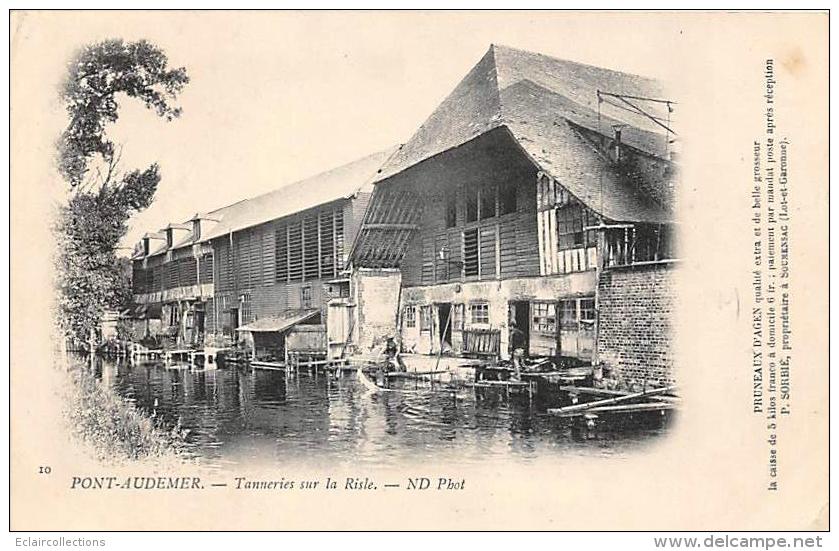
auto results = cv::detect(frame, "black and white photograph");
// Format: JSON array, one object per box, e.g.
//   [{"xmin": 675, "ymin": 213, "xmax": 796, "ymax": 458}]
[{"xmin": 8, "ymin": 9, "xmax": 828, "ymax": 534}]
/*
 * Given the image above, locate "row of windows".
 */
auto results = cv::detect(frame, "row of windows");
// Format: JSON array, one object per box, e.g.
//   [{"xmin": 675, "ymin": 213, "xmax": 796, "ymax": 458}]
[
  {"xmin": 444, "ymin": 181, "xmax": 518, "ymax": 228},
  {"xmin": 403, "ymin": 298, "xmax": 596, "ymax": 335},
  {"xmin": 133, "ymin": 256, "xmax": 211, "ymax": 295},
  {"xmin": 404, "ymin": 302, "xmax": 491, "ymax": 332},
  {"xmin": 437, "ymin": 203, "xmax": 598, "ymax": 282}
]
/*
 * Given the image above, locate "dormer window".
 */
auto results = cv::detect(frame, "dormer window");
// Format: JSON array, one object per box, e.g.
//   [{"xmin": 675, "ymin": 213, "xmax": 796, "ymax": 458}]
[
  {"xmin": 142, "ymin": 238, "xmax": 150, "ymax": 256},
  {"xmin": 192, "ymin": 219, "xmax": 201, "ymax": 241},
  {"xmin": 166, "ymin": 229, "xmax": 173, "ymax": 248}
]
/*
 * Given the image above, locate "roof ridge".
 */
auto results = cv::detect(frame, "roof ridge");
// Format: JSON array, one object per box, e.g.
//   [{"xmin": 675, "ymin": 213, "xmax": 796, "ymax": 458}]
[
  {"xmin": 243, "ymin": 145, "xmax": 400, "ymax": 204},
  {"xmin": 186, "ymin": 146, "xmax": 398, "ymax": 227},
  {"xmin": 491, "ymin": 43, "xmax": 659, "ymax": 85}
]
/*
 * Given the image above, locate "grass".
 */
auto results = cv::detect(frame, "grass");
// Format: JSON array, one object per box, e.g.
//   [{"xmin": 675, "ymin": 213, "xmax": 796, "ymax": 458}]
[{"xmin": 63, "ymin": 363, "xmax": 190, "ymax": 464}]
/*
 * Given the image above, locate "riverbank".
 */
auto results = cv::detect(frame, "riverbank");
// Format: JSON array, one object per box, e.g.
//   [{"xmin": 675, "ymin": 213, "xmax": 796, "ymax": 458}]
[{"xmin": 62, "ymin": 359, "xmax": 190, "ymax": 464}]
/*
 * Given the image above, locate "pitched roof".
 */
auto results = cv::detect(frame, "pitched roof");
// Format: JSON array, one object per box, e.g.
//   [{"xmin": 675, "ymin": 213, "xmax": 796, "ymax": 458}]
[
  {"xmin": 376, "ymin": 44, "xmax": 675, "ymax": 223},
  {"xmin": 199, "ymin": 147, "xmax": 398, "ymax": 241}
]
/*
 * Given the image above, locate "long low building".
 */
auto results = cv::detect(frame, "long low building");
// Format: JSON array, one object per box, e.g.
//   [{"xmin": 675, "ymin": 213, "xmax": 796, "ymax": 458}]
[
  {"xmin": 131, "ymin": 44, "xmax": 679, "ymax": 387},
  {"xmin": 130, "ymin": 147, "xmax": 397, "ymax": 360}
]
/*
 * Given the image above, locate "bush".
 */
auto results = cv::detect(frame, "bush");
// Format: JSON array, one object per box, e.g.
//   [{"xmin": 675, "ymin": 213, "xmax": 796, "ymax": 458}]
[{"xmin": 63, "ymin": 365, "xmax": 189, "ymax": 463}]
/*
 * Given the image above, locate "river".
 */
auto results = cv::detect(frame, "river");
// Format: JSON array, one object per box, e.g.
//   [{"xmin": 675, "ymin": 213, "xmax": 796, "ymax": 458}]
[{"xmin": 92, "ymin": 357, "xmax": 672, "ymax": 470}]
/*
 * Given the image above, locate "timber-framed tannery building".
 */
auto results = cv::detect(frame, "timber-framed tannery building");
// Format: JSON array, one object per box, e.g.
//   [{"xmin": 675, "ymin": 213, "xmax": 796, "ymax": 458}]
[{"xmin": 130, "ymin": 44, "xmax": 679, "ymax": 387}]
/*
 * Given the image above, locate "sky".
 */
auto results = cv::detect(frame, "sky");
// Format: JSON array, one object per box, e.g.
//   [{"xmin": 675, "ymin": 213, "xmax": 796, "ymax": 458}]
[{"xmin": 12, "ymin": 11, "xmax": 688, "ymax": 254}]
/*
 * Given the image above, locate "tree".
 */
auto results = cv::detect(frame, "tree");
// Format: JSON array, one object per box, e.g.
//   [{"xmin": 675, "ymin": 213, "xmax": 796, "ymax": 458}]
[{"xmin": 55, "ymin": 39, "xmax": 188, "ymax": 342}]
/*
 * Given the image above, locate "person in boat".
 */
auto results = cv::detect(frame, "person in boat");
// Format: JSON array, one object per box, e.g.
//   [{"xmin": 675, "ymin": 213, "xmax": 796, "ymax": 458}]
[{"xmin": 385, "ymin": 336, "xmax": 407, "ymax": 372}]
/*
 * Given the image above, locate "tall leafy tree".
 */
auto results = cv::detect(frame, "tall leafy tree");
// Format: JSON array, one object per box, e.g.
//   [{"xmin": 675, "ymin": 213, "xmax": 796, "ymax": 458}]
[{"xmin": 55, "ymin": 39, "xmax": 188, "ymax": 342}]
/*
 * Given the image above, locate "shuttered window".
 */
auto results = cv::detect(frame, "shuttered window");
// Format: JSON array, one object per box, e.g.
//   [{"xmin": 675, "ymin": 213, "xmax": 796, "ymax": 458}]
[
  {"xmin": 463, "ymin": 228, "xmax": 479, "ymax": 277},
  {"xmin": 275, "ymin": 208, "xmax": 345, "ymax": 283}
]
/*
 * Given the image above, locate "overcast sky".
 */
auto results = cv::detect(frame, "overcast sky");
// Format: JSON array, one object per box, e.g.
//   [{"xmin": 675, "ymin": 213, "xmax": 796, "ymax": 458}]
[{"xmin": 13, "ymin": 11, "xmax": 687, "ymax": 253}]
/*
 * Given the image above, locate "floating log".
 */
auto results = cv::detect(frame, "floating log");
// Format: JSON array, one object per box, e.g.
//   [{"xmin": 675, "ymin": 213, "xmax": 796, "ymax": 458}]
[{"xmin": 548, "ymin": 385, "xmax": 677, "ymax": 415}]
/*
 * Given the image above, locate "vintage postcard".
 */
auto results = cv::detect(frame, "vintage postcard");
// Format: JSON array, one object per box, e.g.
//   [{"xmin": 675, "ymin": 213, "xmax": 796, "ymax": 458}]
[{"xmin": 8, "ymin": 10, "xmax": 829, "ymax": 532}]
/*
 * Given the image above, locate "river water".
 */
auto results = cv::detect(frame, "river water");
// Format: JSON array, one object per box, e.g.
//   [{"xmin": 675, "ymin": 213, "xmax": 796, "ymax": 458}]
[{"xmin": 93, "ymin": 357, "xmax": 672, "ymax": 469}]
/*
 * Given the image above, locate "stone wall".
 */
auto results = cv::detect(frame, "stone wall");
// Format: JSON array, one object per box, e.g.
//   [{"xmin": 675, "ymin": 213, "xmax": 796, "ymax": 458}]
[{"xmin": 352, "ymin": 268, "xmax": 402, "ymax": 353}]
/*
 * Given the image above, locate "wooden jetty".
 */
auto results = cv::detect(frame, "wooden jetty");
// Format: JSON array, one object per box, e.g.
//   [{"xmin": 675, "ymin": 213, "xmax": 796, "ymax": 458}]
[
  {"xmin": 251, "ymin": 356, "xmax": 351, "ymax": 373},
  {"xmin": 130, "ymin": 343, "xmax": 229, "ymax": 368}
]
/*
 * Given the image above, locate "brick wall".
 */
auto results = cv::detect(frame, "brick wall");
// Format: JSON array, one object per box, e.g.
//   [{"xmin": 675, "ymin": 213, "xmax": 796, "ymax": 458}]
[{"xmin": 597, "ymin": 262, "xmax": 677, "ymax": 387}]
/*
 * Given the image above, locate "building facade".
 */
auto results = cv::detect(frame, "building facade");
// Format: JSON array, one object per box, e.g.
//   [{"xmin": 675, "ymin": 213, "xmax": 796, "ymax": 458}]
[
  {"xmin": 349, "ymin": 45, "xmax": 679, "ymax": 386},
  {"xmin": 130, "ymin": 44, "xmax": 679, "ymax": 387},
  {"xmin": 131, "ymin": 148, "xmax": 396, "ymax": 359}
]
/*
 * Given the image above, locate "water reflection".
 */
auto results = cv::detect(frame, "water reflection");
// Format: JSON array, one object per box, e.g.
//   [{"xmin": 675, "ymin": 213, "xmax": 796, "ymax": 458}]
[{"xmin": 89, "ymin": 356, "xmax": 671, "ymax": 469}]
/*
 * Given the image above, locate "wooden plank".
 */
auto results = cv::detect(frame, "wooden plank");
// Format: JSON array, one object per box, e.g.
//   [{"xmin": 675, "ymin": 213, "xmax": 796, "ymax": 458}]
[
  {"xmin": 317, "ymin": 212, "xmax": 322, "ymax": 279},
  {"xmin": 332, "ymin": 209, "xmax": 339, "ymax": 274},
  {"xmin": 494, "ymin": 222, "xmax": 501, "ymax": 278},
  {"xmin": 548, "ymin": 385, "xmax": 678, "ymax": 415},
  {"xmin": 537, "ymin": 210, "xmax": 546, "ymax": 276},
  {"xmin": 362, "ymin": 223, "xmax": 419, "ymax": 231},
  {"xmin": 548, "ymin": 207, "xmax": 558, "ymax": 274}
]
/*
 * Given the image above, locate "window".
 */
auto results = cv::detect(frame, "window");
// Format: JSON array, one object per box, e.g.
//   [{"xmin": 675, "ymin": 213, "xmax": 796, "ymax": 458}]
[
  {"xmin": 168, "ymin": 305, "xmax": 180, "ymax": 327},
  {"xmin": 469, "ymin": 302, "xmax": 489, "ymax": 324},
  {"xmin": 445, "ymin": 189, "xmax": 457, "ymax": 228},
  {"xmin": 556, "ymin": 203, "xmax": 598, "ymax": 252},
  {"xmin": 319, "ymin": 210, "xmax": 336, "ymax": 278},
  {"xmin": 559, "ymin": 297, "xmax": 596, "ymax": 330},
  {"xmin": 465, "ymin": 185, "xmax": 478, "ymax": 222},
  {"xmin": 275, "ymin": 225, "xmax": 288, "ymax": 282},
  {"xmin": 480, "ymin": 184, "xmax": 496, "ymax": 220},
  {"xmin": 301, "ymin": 286, "xmax": 313, "ymax": 309},
  {"xmin": 532, "ymin": 302, "xmax": 557, "ymax": 334},
  {"xmin": 287, "ymin": 222, "xmax": 303, "ymax": 282},
  {"xmin": 559, "ymin": 299, "xmax": 578, "ymax": 330},
  {"xmin": 330, "ymin": 281, "xmax": 350, "ymax": 298},
  {"xmin": 499, "ymin": 181, "xmax": 517, "ymax": 215},
  {"xmin": 463, "ymin": 228, "xmax": 479, "ymax": 277},
  {"xmin": 579, "ymin": 298, "xmax": 596, "ymax": 326},
  {"xmin": 557, "ymin": 204, "xmax": 585, "ymax": 250},
  {"xmin": 303, "ymin": 214, "xmax": 319, "ymax": 280},
  {"xmin": 240, "ymin": 293, "xmax": 252, "ymax": 324},
  {"xmin": 404, "ymin": 306, "xmax": 417, "ymax": 328},
  {"xmin": 420, "ymin": 305, "xmax": 432, "ymax": 332},
  {"xmin": 452, "ymin": 303, "xmax": 464, "ymax": 331}
]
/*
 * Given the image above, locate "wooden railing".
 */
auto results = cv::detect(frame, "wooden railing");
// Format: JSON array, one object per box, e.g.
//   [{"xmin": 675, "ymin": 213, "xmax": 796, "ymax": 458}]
[{"xmin": 463, "ymin": 328, "xmax": 501, "ymax": 357}]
